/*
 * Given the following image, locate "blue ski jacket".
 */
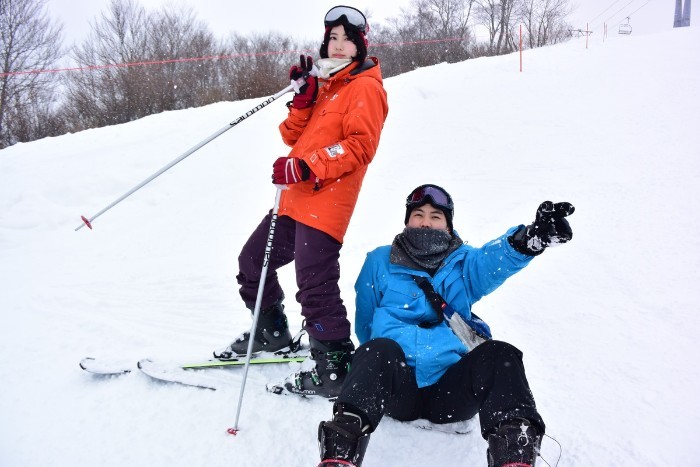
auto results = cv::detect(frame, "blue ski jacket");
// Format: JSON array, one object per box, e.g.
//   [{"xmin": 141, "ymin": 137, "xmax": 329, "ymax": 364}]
[{"xmin": 354, "ymin": 227, "xmax": 533, "ymax": 387}]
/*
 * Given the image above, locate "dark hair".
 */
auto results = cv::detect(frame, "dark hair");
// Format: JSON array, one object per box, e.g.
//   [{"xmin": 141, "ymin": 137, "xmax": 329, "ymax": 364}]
[{"xmin": 319, "ymin": 18, "xmax": 368, "ymax": 63}]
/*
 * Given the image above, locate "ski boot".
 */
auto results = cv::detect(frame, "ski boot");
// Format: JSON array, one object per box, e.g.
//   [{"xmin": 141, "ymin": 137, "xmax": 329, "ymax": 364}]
[
  {"xmin": 213, "ymin": 300, "xmax": 293, "ymax": 360},
  {"xmin": 283, "ymin": 336, "xmax": 354, "ymax": 399},
  {"xmin": 487, "ymin": 418, "xmax": 542, "ymax": 467},
  {"xmin": 318, "ymin": 409, "xmax": 371, "ymax": 467}
]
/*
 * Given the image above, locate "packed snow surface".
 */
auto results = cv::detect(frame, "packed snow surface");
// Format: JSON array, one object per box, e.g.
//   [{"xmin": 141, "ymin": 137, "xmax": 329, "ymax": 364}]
[{"xmin": 1, "ymin": 26, "xmax": 699, "ymax": 466}]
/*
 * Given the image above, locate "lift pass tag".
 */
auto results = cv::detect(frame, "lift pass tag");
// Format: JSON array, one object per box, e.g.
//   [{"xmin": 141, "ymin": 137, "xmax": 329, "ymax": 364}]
[{"xmin": 324, "ymin": 143, "xmax": 345, "ymax": 158}]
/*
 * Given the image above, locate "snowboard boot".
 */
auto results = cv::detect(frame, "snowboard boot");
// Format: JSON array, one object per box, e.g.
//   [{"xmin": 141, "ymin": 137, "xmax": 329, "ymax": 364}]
[
  {"xmin": 487, "ymin": 418, "xmax": 542, "ymax": 467},
  {"xmin": 213, "ymin": 300, "xmax": 293, "ymax": 360},
  {"xmin": 284, "ymin": 336, "xmax": 354, "ymax": 399},
  {"xmin": 318, "ymin": 409, "xmax": 371, "ymax": 467}
]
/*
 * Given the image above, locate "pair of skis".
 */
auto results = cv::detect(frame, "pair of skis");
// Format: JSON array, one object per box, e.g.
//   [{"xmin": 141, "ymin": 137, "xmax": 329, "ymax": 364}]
[
  {"xmin": 79, "ymin": 351, "xmax": 309, "ymax": 391},
  {"xmin": 79, "ymin": 353, "xmax": 476, "ymax": 435}
]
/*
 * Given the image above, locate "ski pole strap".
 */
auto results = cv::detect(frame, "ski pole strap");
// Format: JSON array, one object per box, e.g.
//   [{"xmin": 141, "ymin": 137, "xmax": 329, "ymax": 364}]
[
  {"xmin": 412, "ymin": 275, "xmax": 492, "ymax": 340},
  {"xmin": 413, "ymin": 276, "xmax": 452, "ymax": 328}
]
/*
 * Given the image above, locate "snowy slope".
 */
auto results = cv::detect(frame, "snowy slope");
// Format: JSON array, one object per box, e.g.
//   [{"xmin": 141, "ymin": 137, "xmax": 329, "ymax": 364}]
[{"xmin": 1, "ymin": 26, "xmax": 699, "ymax": 466}]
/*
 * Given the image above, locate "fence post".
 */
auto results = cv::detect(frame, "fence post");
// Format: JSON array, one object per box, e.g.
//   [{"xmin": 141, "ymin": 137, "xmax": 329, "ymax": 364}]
[{"xmin": 519, "ymin": 24, "xmax": 523, "ymax": 72}]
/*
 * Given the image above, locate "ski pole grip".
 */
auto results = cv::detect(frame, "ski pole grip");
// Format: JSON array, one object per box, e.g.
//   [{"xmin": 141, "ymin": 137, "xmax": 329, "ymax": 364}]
[{"xmin": 290, "ymin": 65, "xmax": 319, "ymax": 93}]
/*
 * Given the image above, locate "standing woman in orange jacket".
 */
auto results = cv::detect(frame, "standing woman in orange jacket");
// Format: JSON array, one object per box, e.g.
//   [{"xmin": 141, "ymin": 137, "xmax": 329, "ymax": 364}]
[{"xmin": 214, "ymin": 5, "xmax": 389, "ymax": 399}]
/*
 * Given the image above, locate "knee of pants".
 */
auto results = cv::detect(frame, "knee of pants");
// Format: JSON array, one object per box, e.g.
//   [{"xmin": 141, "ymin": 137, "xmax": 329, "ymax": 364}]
[
  {"xmin": 352, "ymin": 338, "xmax": 407, "ymax": 369},
  {"xmin": 473, "ymin": 339, "xmax": 524, "ymax": 361},
  {"xmin": 350, "ymin": 339, "xmax": 407, "ymax": 379}
]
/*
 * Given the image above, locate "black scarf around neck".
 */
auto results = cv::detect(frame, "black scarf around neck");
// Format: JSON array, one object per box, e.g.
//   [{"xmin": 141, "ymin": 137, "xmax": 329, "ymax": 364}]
[{"xmin": 390, "ymin": 227, "xmax": 463, "ymax": 274}]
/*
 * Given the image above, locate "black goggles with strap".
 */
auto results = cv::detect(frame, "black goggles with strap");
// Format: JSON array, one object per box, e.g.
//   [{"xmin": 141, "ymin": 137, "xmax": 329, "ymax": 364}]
[
  {"xmin": 324, "ymin": 5, "xmax": 368, "ymax": 33},
  {"xmin": 406, "ymin": 184, "xmax": 454, "ymax": 212}
]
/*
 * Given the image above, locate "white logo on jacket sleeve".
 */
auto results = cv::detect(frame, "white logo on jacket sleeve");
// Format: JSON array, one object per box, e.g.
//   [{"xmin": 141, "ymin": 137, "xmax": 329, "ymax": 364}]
[{"xmin": 324, "ymin": 143, "xmax": 345, "ymax": 158}]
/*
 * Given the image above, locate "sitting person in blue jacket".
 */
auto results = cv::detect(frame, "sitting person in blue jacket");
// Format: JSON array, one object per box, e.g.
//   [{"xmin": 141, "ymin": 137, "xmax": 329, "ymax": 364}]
[{"xmin": 316, "ymin": 184, "xmax": 575, "ymax": 467}]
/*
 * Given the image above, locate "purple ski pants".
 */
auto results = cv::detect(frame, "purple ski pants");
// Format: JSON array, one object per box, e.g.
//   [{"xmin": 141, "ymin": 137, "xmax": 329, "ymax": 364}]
[{"xmin": 236, "ymin": 212, "xmax": 351, "ymax": 341}]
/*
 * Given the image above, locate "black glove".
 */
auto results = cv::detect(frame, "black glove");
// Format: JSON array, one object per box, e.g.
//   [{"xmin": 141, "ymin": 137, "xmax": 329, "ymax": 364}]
[
  {"xmin": 509, "ymin": 201, "xmax": 575, "ymax": 256},
  {"xmin": 289, "ymin": 55, "xmax": 318, "ymax": 109}
]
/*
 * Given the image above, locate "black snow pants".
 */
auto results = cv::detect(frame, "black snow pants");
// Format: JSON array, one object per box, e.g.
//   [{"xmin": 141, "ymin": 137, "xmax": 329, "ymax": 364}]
[{"xmin": 335, "ymin": 337, "xmax": 545, "ymax": 438}]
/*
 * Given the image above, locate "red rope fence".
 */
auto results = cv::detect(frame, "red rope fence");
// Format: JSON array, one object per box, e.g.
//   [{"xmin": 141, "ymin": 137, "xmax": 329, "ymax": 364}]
[{"xmin": 1, "ymin": 37, "xmax": 463, "ymax": 77}]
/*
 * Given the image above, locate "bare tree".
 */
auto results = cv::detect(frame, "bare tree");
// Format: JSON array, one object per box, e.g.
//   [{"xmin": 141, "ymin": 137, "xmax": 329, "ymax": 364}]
[
  {"xmin": 217, "ymin": 32, "xmax": 306, "ymax": 101},
  {"xmin": 424, "ymin": 0, "xmax": 475, "ymax": 61},
  {"xmin": 475, "ymin": 0, "xmax": 518, "ymax": 55},
  {"xmin": 62, "ymin": 0, "xmax": 224, "ymax": 132},
  {"xmin": 474, "ymin": 0, "xmax": 500, "ymax": 54},
  {"xmin": 496, "ymin": 0, "xmax": 517, "ymax": 53},
  {"xmin": 377, "ymin": 0, "xmax": 475, "ymax": 75},
  {"xmin": 518, "ymin": 0, "xmax": 572, "ymax": 48},
  {"xmin": 427, "ymin": 0, "xmax": 474, "ymax": 38},
  {"xmin": 145, "ymin": 5, "xmax": 219, "ymax": 111},
  {"xmin": 63, "ymin": 0, "xmax": 150, "ymax": 130},
  {"xmin": 0, "ymin": 0, "xmax": 63, "ymax": 148}
]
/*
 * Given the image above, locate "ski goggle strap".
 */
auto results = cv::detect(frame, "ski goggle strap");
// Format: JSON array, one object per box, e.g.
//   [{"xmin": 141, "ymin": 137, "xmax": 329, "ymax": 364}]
[
  {"xmin": 406, "ymin": 184, "xmax": 454, "ymax": 211},
  {"xmin": 324, "ymin": 5, "xmax": 368, "ymax": 33}
]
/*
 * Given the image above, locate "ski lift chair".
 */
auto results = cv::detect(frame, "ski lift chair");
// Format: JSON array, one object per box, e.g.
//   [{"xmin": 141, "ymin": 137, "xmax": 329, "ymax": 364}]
[{"xmin": 619, "ymin": 17, "xmax": 632, "ymax": 35}]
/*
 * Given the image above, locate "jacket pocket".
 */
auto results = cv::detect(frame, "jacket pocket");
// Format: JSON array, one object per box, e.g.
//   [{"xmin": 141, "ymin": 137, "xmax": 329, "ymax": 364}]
[
  {"xmin": 380, "ymin": 282, "xmax": 433, "ymax": 325},
  {"xmin": 317, "ymin": 109, "xmax": 345, "ymax": 135}
]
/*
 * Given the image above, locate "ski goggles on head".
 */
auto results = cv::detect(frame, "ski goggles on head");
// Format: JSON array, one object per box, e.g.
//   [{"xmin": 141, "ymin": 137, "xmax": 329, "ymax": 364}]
[
  {"xmin": 406, "ymin": 184, "xmax": 454, "ymax": 211},
  {"xmin": 324, "ymin": 5, "xmax": 368, "ymax": 33}
]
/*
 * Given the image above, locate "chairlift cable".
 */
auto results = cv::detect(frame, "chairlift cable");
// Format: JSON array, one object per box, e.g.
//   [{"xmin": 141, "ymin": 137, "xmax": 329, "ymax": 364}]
[
  {"xmin": 588, "ymin": 0, "xmax": 625, "ymax": 24},
  {"xmin": 622, "ymin": 0, "xmax": 654, "ymax": 22},
  {"xmin": 614, "ymin": 0, "xmax": 654, "ymax": 35},
  {"xmin": 599, "ymin": 0, "xmax": 637, "ymax": 29},
  {"xmin": 610, "ymin": 0, "xmax": 654, "ymax": 31},
  {"xmin": 586, "ymin": 0, "xmax": 654, "ymax": 36}
]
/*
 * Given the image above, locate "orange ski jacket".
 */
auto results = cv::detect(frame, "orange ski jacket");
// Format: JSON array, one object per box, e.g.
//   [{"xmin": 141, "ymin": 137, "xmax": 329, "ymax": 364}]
[{"xmin": 278, "ymin": 57, "xmax": 388, "ymax": 243}]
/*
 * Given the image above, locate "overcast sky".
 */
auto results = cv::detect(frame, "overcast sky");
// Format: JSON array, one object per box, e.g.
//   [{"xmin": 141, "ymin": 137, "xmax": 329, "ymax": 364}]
[{"xmin": 47, "ymin": 0, "xmax": 677, "ymax": 50}]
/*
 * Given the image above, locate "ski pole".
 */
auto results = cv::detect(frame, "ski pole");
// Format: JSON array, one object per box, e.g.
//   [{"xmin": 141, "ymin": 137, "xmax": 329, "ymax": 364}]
[
  {"xmin": 74, "ymin": 82, "xmax": 296, "ymax": 231},
  {"xmin": 228, "ymin": 185, "xmax": 285, "ymax": 436}
]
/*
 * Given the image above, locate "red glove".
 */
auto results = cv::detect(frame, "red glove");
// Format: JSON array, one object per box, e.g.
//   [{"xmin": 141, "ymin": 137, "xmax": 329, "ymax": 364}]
[
  {"xmin": 272, "ymin": 157, "xmax": 312, "ymax": 185},
  {"xmin": 289, "ymin": 55, "xmax": 318, "ymax": 109}
]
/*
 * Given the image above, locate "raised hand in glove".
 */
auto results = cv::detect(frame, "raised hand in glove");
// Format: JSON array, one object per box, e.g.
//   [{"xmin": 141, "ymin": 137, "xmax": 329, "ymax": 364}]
[
  {"xmin": 509, "ymin": 201, "xmax": 575, "ymax": 256},
  {"xmin": 272, "ymin": 157, "xmax": 313, "ymax": 185},
  {"xmin": 289, "ymin": 55, "xmax": 318, "ymax": 109}
]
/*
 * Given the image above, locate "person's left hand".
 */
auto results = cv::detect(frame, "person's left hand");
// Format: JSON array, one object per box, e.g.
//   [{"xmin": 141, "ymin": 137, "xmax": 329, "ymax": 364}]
[
  {"xmin": 272, "ymin": 157, "xmax": 312, "ymax": 185},
  {"xmin": 509, "ymin": 201, "xmax": 575, "ymax": 255}
]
